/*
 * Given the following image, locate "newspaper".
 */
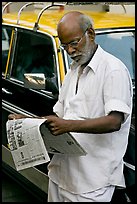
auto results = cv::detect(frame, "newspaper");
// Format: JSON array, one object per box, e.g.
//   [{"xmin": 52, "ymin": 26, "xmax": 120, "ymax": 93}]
[
  {"xmin": 6, "ymin": 118, "xmax": 87, "ymax": 171},
  {"xmin": 6, "ymin": 118, "xmax": 50, "ymax": 171}
]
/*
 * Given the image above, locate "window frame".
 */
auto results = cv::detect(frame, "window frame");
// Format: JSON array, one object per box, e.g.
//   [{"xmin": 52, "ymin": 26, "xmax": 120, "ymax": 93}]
[{"xmin": 2, "ymin": 24, "xmax": 61, "ymax": 96}]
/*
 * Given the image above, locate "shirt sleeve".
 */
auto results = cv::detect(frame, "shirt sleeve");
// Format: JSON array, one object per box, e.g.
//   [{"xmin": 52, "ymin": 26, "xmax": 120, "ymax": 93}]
[
  {"xmin": 104, "ymin": 68, "xmax": 133, "ymax": 122},
  {"xmin": 53, "ymin": 99, "xmax": 64, "ymax": 118}
]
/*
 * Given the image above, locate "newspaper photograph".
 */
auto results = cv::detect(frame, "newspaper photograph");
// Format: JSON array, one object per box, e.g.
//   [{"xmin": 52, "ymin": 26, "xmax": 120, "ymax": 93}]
[{"xmin": 6, "ymin": 118, "xmax": 50, "ymax": 171}]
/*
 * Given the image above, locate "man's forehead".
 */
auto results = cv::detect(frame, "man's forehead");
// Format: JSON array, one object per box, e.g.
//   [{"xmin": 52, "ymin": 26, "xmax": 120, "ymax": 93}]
[
  {"xmin": 58, "ymin": 19, "xmax": 81, "ymax": 36},
  {"xmin": 60, "ymin": 20, "xmax": 79, "ymax": 30},
  {"xmin": 57, "ymin": 24, "xmax": 82, "ymax": 41}
]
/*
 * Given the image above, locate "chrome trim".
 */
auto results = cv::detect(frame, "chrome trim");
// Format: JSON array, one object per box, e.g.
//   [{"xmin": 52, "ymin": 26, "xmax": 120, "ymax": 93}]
[
  {"xmin": 124, "ymin": 161, "xmax": 135, "ymax": 171},
  {"xmin": 2, "ymin": 2, "xmax": 12, "ymax": 16},
  {"xmin": 96, "ymin": 27, "xmax": 135, "ymax": 34},
  {"xmin": 2, "ymin": 99, "xmax": 37, "ymax": 117},
  {"xmin": 33, "ymin": 2, "xmax": 67, "ymax": 32},
  {"xmin": 2, "ymin": 87, "xmax": 13, "ymax": 95},
  {"xmin": 17, "ymin": 2, "xmax": 44, "ymax": 25}
]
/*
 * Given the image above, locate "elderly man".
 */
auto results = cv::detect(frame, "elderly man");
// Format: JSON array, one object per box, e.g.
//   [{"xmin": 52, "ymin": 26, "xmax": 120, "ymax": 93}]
[
  {"xmin": 46, "ymin": 11, "xmax": 133, "ymax": 202},
  {"xmin": 9, "ymin": 11, "xmax": 133, "ymax": 202}
]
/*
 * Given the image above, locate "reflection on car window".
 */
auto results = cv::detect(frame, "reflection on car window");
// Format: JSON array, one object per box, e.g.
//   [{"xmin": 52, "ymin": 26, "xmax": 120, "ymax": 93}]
[
  {"xmin": 96, "ymin": 32, "xmax": 135, "ymax": 80},
  {"xmin": 11, "ymin": 30, "xmax": 57, "ymax": 89},
  {"xmin": 2, "ymin": 27, "xmax": 12, "ymax": 73}
]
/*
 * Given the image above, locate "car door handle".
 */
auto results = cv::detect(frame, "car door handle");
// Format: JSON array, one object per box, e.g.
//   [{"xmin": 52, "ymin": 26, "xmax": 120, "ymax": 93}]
[{"xmin": 2, "ymin": 88, "xmax": 13, "ymax": 95}]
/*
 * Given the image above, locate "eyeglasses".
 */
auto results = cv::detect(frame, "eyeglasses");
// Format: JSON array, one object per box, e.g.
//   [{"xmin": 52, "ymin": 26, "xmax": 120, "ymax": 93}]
[{"xmin": 60, "ymin": 28, "xmax": 88, "ymax": 50}]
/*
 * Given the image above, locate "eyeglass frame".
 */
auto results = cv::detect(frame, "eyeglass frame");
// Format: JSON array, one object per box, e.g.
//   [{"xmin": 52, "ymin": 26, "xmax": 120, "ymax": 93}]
[{"xmin": 59, "ymin": 28, "xmax": 88, "ymax": 50}]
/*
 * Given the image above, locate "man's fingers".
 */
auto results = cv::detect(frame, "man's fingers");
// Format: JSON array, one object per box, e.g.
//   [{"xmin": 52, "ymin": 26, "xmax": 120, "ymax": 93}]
[
  {"xmin": 8, "ymin": 114, "xmax": 26, "ymax": 120},
  {"xmin": 8, "ymin": 114, "xmax": 16, "ymax": 120}
]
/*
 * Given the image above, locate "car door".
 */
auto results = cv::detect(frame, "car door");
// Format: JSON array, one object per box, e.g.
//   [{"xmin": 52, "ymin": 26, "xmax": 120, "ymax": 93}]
[
  {"xmin": 2, "ymin": 25, "xmax": 60, "ymax": 197},
  {"xmin": 2, "ymin": 24, "xmax": 60, "ymax": 140}
]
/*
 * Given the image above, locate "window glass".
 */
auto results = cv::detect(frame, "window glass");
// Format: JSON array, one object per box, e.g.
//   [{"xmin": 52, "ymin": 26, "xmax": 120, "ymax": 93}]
[
  {"xmin": 2, "ymin": 27, "xmax": 12, "ymax": 73},
  {"xmin": 11, "ymin": 30, "xmax": 57, "ymax": 87},
  {"xmin": 96, "ymin": 32, "xmax": 135, "ymax": 80},
  {"xmin": 63, "ymin": 31, "xmax": 135, "ymax": 82}
]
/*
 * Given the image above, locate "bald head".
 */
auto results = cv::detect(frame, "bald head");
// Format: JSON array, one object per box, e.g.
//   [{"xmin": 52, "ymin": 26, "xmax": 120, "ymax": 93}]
[{"xmin": 57, "ymin": 11, "xmax": 94, "ymax": 39}]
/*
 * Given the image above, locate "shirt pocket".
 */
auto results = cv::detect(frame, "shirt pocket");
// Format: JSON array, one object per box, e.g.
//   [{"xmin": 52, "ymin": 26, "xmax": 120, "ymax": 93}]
[
  {"xmin": 68, "ymin": 93, "xmax": 97, "ymax": 119},
  {"xmin": 83, "ymin": 90, "xmax": 105, "ymax": 118}
]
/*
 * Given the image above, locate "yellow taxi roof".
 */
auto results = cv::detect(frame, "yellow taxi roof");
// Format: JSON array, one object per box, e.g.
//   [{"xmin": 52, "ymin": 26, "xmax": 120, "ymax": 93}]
[{"xmin": 3, "ymin": 9, "xmax": 135, "ymax": 36}]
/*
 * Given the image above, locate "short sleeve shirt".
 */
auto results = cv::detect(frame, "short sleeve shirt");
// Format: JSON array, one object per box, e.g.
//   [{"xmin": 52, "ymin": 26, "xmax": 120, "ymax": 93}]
[{"xmin": 48, "ymin": 45, "xmax": 133, "ymax": 194}]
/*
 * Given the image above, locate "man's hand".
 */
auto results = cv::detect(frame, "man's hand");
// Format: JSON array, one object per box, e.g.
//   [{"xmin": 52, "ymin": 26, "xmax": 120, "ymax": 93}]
[{"xmin": 45, "ymin": 115, "xmax": 70, "ymax": 136}]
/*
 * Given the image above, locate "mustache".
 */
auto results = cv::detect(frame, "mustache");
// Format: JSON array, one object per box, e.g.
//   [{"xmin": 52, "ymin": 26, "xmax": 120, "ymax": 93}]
[
  {"xmin": 70, "ymin": 49, "xmax": 91, "ymax": 59},
  {"xmin": 70, "ymin": 54, "xmax": 81, "ymax": 60},
  {"xmin": 70, "ymin": 54, "xmax": 80, "ymax": 57}
]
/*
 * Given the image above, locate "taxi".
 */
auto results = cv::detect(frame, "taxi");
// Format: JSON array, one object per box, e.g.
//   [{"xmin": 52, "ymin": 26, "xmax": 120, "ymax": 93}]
[{"xmin": 2, "ymin": 2, "xmax": 135, "ymax": 201}]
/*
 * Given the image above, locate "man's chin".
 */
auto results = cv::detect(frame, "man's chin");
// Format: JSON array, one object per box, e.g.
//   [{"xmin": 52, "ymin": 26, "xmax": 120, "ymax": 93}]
[{"xmin": 71, "ymin": 56, "xmax": 88, "ymax": 67}]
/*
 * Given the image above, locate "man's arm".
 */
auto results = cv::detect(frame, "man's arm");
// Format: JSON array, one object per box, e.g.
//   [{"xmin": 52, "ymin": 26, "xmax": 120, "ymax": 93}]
[{"xmin": 45, "ymin": 111, "xmax": 124, "ymax": 136}]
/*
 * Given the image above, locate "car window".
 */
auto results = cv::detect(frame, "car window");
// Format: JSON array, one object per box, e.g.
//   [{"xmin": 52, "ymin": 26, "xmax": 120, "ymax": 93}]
[
  {"xmin": 64, "ymin": 31, "xmax": 135, "ymax": 81},
  {"xmin": 10, "ymin": 29, "xmax": 57, "ymax": 87},
  {"xmin": 2, "ymin": 27, "xmax": 12, "ymax": 73},
  {"xmin": 96, "ymin": 31, "xmax": 135, "ymax": 80}
]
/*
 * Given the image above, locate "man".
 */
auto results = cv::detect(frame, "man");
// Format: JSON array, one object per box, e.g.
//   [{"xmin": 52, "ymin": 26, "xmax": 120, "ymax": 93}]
[{"xmin": 9, "ymin": 11, "xmax": 133, "ymax": 202}]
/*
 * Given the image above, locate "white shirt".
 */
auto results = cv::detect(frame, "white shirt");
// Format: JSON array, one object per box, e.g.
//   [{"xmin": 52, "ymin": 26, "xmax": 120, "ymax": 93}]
[{"xmin": 48, "ymin": 45, "xmax": 133, "ymax": 194}]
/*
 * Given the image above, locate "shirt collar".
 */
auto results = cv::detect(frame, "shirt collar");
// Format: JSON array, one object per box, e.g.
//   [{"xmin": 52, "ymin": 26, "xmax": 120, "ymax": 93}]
[{"xmin": 87, "ymin": 45, "xmax": 103, "ymax": 73}]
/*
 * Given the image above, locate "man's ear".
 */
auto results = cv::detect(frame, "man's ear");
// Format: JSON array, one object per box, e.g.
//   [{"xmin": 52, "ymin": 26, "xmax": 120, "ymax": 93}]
[{"xmin": 87, "ymin": 27, "xmax": 95, "ymax": 41}]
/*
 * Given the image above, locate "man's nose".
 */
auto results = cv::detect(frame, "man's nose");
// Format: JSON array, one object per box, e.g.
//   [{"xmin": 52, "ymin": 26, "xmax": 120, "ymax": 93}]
[{"xmin": 66, "ymin": 45, "xmax": 76, "ymax": 55}]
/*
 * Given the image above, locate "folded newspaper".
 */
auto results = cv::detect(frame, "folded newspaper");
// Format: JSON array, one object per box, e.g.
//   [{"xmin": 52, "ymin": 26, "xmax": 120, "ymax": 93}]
[{"xmin": 6, "ymin": 118, "xmax": 87, "ymax": 171}]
